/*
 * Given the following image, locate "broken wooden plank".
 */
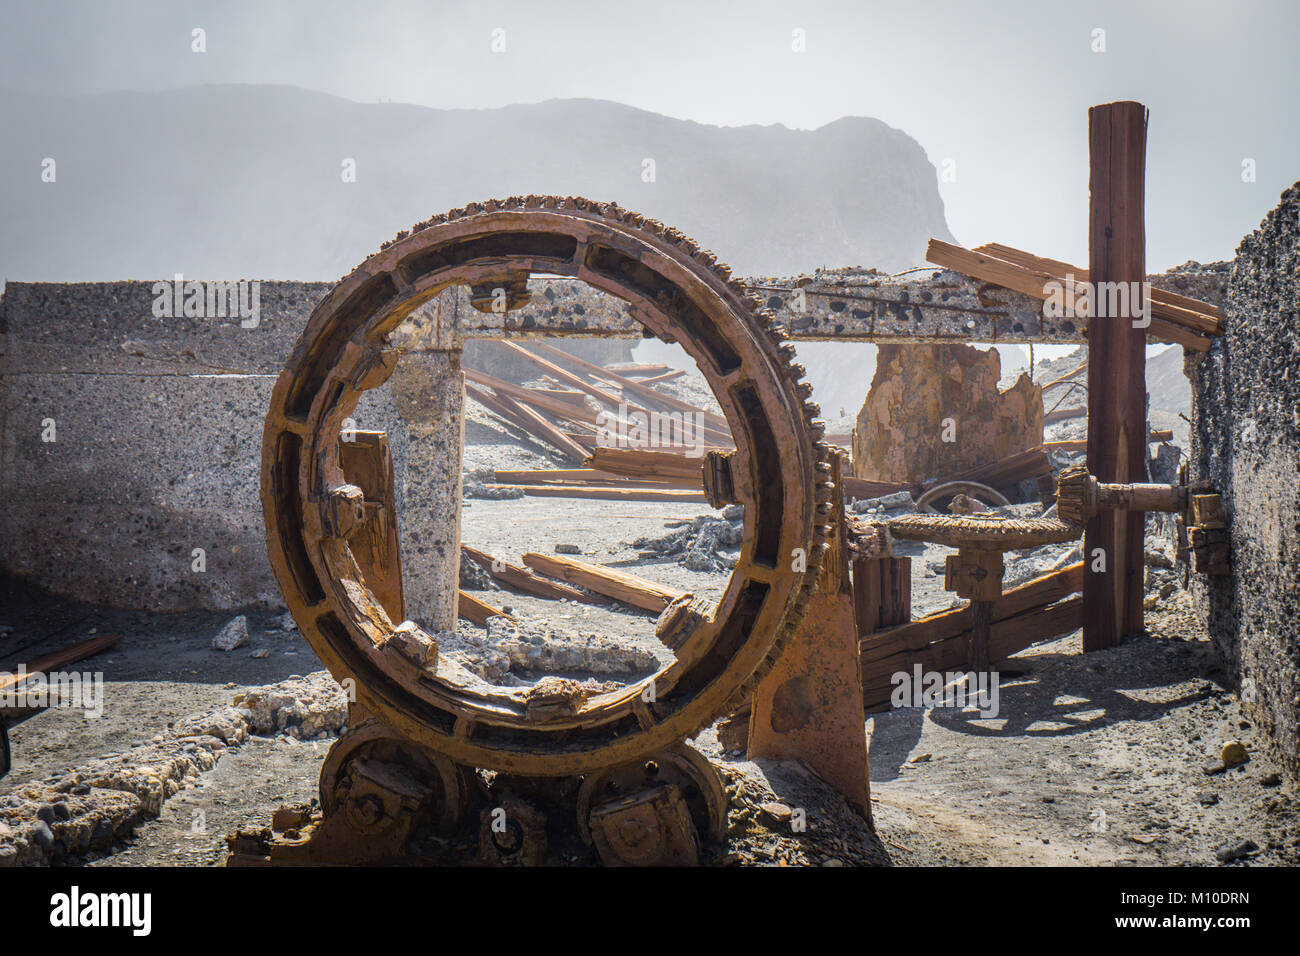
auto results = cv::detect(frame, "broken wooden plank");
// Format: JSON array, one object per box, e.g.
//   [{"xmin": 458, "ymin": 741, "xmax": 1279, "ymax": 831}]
[
  {"xmin": 457, "ymin": 590, "xmax": 514, "ymax": 626},
  {"xmin": 467, "ymin": 366, "xmax": 731, "ymax": 447},
  {"xmin": 524, "ymin": 342, "xmax": 732, "ymax": 433},
  {"xmin": 604, "ymin": 362, "xmax": 674, "ymax": 376},
  {"xmin": 974, "ymin": 242, "xmax": 1223, "ymax": 331},
  {"xmin": 843, "ymin": 476, "xmax": 917, "ymax": 500},
  {"xmin": 521, "ymin": 553, "xmax": 685, "ymax": 612},
  {"xmin": 860, "ymin": 595, "xmax": 1083, "ymax": 696},
  {"xmin": 930, "ymin": 446, "xmax": 1052, "ymax": 490},
  {"xmin": 1045, "ymin": 429, "xmax": 1172, "ymax": 454},
  {"xmin": 0, "ymin": 634, "xmax": 123, "ymax": 694},
  {"xmin": 493, "ymin": 340, "xmax": 629, "ymax": 409},
  {"xmin": 860, "ymin": 562, "xmax": 1084, "ymax": 666},
  {"xmin": 637, "ymin": 368, "xmax": 686, "ymax": 384},
  {"xmin": 491, "ymin": 467, "xmax": 683, "ymax": 486},
  {"xmin": 488, "ymin": 484, "xmax": 709, "ymax": 503},
  {"xmin": 465, "ymin": 381, "xmax": 592, "ymax": 465},
  {"xmin": 1045, "ymin": 406, "xmax": 1087, "ymax": 425},
  {"xmin": 461, "ymin": 545, "xmax": 600, "ymax": 604},
  {"xmin": 926, "ymin": 238, "xmax": 1211, "ymax": 352},
  {"xmin": 339, "ymin": 431, "xmax": 406, "ymax": 623},
  {"xmin": 525, "ymin": 387, "xmax": 591, "ymax": 409},
  {"xmin": 584, "ymin": 447, "xmax": 705, "ymax": 484},
  {"xmin": 1041, "ymin": 359, "xmax": 1088, "ymax": 391}
]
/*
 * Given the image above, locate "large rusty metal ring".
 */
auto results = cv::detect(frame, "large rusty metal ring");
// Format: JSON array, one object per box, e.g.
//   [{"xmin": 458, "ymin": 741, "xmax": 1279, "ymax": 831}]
[{"xmin": 261, "ymin": 196, "xmax": 830, "ymax": 776}]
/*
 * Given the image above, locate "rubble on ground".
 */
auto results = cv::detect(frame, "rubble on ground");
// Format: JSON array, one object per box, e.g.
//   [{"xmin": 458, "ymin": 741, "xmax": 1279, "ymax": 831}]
[
  {"xmin": 0, "ymin": 672, "xmax": 350, "ymax": 866},
  {"xmin": 849, "ymin": 490, "xmax": 916, "ymax": 515},
  {"xmin": 211, "ymin": 615, "xmax": 249, "ymax": 651},
  {"xmin": 459, "ymin": 550, "xmax": 497, "ymax": 590},
  {"xmin": 463, "ymin": 468, "xmax": 525, "ymax": 500},
  {"xmin": 708, "ymin": 759, "xmax": 889, "ymax": 867},
  {"xmin": 632, "ymin": 508, "xmax": 743, "ymax": 572},
  {"xmin": 438, "ymin": 617, "xmax": 658, "ymax": 684}
]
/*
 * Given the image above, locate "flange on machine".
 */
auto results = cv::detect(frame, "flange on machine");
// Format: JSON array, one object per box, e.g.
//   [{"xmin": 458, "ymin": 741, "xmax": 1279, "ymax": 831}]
[{"xmin": 226, "ymin": 196, "xmax": 834, "ymax": 866}]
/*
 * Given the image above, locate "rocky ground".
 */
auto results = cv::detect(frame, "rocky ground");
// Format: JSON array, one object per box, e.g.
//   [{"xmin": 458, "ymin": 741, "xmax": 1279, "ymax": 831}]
[{"xmin": 0, "ymin": 369, "xmax": 1294, "ymax": 867}]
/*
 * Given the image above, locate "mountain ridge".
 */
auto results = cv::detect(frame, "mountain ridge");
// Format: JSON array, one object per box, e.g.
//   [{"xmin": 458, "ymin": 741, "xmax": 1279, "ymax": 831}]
[{"xmin": 0, "ymin": 85, "xmax": 954, "ymax": 282}]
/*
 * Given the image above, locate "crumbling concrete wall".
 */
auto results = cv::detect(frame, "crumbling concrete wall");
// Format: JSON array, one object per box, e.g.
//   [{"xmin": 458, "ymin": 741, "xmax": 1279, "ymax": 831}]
[
  {"xmin": 852, "ymin": 343, "xmax": 1043, "ymax": 484},
  {"xmin": 0, "ymin": 281, "xmax": 407, "ymax": 613},
  {"xmin": 1191, "ymin": 183, "xmax": 1300, "ymax": 778}
]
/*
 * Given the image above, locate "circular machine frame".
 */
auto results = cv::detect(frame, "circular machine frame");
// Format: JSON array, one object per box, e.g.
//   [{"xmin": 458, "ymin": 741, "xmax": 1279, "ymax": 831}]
[{"xmin": 261, "ymin": 196, "xmax": 830, "ymax": 777}]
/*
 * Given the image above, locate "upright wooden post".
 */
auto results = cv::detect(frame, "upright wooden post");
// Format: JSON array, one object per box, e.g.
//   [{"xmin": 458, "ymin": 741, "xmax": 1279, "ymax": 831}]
[{"xmin": 1083, "ymin": 101, "xmax": 1148, "ymax": 650}]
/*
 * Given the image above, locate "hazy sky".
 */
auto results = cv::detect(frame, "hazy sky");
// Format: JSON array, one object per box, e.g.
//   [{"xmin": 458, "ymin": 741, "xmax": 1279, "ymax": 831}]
[{"xmin": 2, "ymin": 0, "xmax": 1296, "ymax": 270}]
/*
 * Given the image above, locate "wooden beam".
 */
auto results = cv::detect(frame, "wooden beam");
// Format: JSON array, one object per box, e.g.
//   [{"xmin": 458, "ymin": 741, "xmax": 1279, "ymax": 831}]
[
  {"xmin": 1041, "ymin": 360, "xmax": 1088, "ymax": 392},
  {"xmin": 583, "ymin": 447, "xmax": 706, "ymax": 484},
  {"xmin": 521, "ymin": 553, "xmax": 684, "ymax": 612},
  {"xmin": 491, "ymin": 467, "xmax": 686, "ymax": 486},
  {"xmin": 492, "ymin": 340, "xmax": 628, "ymax": 408},
  {"xmin": 638, "ymin": 368, "xmax": 686, "ymax": 384},
  {"xmin": 604, "ymin": 362, "xmax": 674, "ymax": 376},
  {"xmin": 974, "ymin": 242, "xmax": 1223, "ymax": 331},
  {"xmin": 488, "ymin": 484, "xmax": 709, "ymax": 503},
  {"xmin": 931, "ymin": 446, "xmax": 1052, "ymax": 490},
  {"xmin": 843, "ymin": 476, "xmax": 916, "ymax": 500},
  {"xmin": 339, "ymin": 431, "xmax": 406, "ymax": 624},
  {"xmin": 457, "ymin": 590, "xmax": 514, "ymax": 626},
  {"xmin": 0, "ymin": 634, "xmax": 123, "ymax": 694},
  {"xmin": 860, "ymin": 562, "xmax": 1084, "ymax": 667},
  {"xmin": 861, "ymin": 596, "xmax": 1084, "ymax": 709},
  {"xmin": 1045, "ymin": 406, "xmax": 1087, "ymax": 425},
  {"xmin": 1045, "ymin": 429, "xmax": 1171, "ymax": 454},
  {"xmin": 465, "ymin": 381, "xmax": 592, "ymax": 464},
  {"xmin": 467, "ymin": 366, "xmax": 733, "ymax": 447},
  {"xmin": 853, "ymin": 556, "xmax": 912, "ymax": 641},
  {"xmin": 926, "ymin": 238, "xmax": 1210, "ymax": 352},
  {"xmin": 524, "ymin": 342, "xmax": 733, "ymax": 433},
  {"xmin": 1084, "ymin": 100, "xmax": 1149, "ymax": 650},
  {"xmin": 461, "ymin": 544, "xmax": 599, "ymax": 604}
]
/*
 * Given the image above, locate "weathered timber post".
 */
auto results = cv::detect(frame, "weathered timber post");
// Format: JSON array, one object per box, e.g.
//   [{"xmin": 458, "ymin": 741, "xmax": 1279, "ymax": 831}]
[
  {"xmin": 852, "ymin": 553, "xmax": 912, "ymax": 642},
  {"xmin": 1083, "ymin": 101, "xmax": 1149, "ymax": 650}
]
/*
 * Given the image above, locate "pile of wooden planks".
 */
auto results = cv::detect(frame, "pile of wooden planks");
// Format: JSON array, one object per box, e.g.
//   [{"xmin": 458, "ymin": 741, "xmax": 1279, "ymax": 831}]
[
  {"xmin": 456, "ymin": 544, "xmax": 686, "ymax": 625},
  {"xmin": 464, "ymin": 342, "xmax": 730, "ymax": 500},
  {"xmin": 926, "ymin": 239, "xmax": 1223, "ymax": 352}
]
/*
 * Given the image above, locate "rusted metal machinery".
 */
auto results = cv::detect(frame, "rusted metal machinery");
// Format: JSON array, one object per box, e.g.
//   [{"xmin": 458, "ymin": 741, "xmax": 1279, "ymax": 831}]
[
  {"xmin": 888, "ymin": 512, "xmax": 1079, "ymax": 672},
  {"xmin": 231, "ymin": 196, "xmax": 834, "ymax": 865},
  {"xmin": 1057, "ymin": 464, "xmax": 1229, "ymax": 576}
]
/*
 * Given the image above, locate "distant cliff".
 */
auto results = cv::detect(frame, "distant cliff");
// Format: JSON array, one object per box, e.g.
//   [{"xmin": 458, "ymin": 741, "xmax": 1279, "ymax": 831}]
[{"xmin": 0, "ymin": 86, "xmax": 954, "ymax": 282}]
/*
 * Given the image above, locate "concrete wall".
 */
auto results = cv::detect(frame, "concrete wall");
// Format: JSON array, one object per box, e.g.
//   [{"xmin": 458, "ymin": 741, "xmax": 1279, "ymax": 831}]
[
  {"xmin": 0, "ymin": 280, "xmax": 409, "ymax": 612},
  {"xmin": 0, "ymin": 280, "xmax": 634, "ymax": 616},
  {"xmin": 1191, "ymin": 182, "xmax": 1300, "ymax": 778}
]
